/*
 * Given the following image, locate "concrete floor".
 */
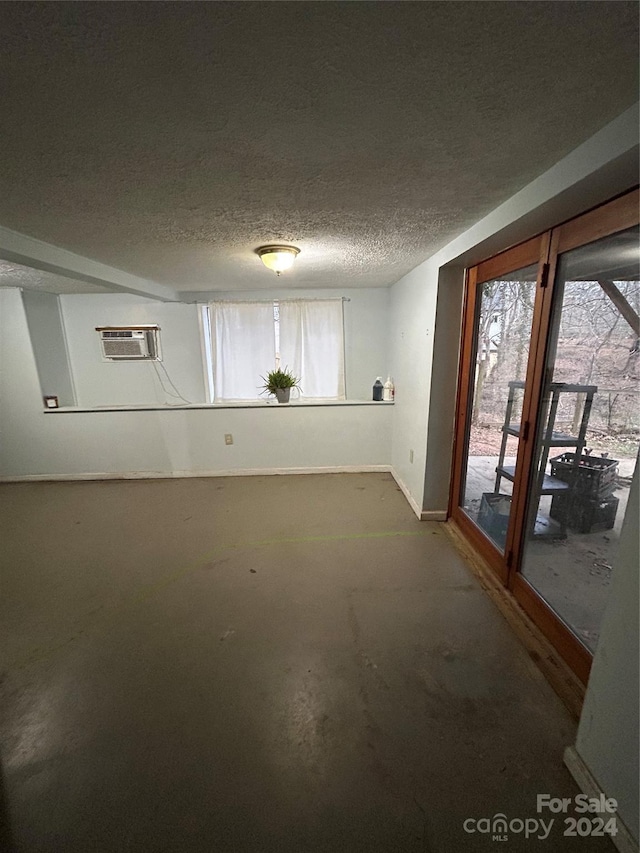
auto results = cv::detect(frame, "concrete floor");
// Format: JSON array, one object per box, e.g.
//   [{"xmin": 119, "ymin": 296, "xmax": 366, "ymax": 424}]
[{"xmin": 0, "ymin": 473, "xmax": 614, "ymax": 852}]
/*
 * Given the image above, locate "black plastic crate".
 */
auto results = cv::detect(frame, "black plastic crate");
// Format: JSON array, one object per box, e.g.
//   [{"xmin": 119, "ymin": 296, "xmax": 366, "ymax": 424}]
[
  {"xmin": 478, "ymin": 492, "xmax": 511, "ymax": 550},
  {"xmin": 550, "ymin": 494, "xmax": 619, "ymax": 534},
  {"xmin": 549, "ymin": 453, "xmax": 618, "ymax": 499}
]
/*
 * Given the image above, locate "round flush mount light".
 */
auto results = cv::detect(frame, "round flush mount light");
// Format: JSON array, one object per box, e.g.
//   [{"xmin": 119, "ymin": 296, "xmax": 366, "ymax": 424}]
[{"xmin": 256, "ymin": 245, "xmax": 300, "ymax": 275}]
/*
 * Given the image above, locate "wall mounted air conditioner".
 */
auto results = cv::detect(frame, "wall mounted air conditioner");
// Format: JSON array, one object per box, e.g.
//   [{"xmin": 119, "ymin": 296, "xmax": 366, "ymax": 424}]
[{"xmin": 96, "ymin": 326, "xmax": 161, "ymax": 361}]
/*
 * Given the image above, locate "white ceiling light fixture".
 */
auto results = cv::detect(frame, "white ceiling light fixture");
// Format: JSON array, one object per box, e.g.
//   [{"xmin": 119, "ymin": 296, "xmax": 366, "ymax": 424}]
[{"xmin": 256, "ymin": 245, "xmax": 300, "ymax": 276}]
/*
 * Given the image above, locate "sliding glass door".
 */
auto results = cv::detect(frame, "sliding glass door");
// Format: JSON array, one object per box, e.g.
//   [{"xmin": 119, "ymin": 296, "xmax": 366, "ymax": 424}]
[
  {"xmin": 451, "ymin": 237, "xmax": 547, "ymax": 580},
  {"xmin": 516, "ymin": 216, "xmax": 639, "ymax": 679},
  {"xmin": 451, "ymin": 190, "xmax": 639, "ymax": 681}
]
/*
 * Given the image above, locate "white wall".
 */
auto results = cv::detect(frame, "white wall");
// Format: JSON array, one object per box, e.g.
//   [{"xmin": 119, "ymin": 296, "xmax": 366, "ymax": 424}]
[
  {"xmin": 58, "ymin": 287, "xmax": 389, "ymax": 408},
  {"xmin": 388, "ymin": 264, "xmax": 438, "ymax": 502},
  {"xmin": 422, "ymin": 268, "xmax": 465, "ymax": 513},
  {"xmin": 0, "ymin": 288, "xmax": 391, "ymax": 478},
  {"xmin": 59, "ymin": 294, "xmax": 206, "ymax": 407},
  {"xmin": 22, "ymin": 289, "xmax": 76, "ymax": 406},
  {"xmin": 574, "ymin": 460, "xmax": 639, "ymax": 844},
  {"xmin": 389, "ymin": 104, "xmax": 639, "ymax": 512}
]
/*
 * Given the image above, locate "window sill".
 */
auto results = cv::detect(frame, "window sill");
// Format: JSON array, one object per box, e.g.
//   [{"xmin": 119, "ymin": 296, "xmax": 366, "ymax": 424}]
[{"xmin": 44, "ymin": 400, "xmax": 395, "ymax": 413}]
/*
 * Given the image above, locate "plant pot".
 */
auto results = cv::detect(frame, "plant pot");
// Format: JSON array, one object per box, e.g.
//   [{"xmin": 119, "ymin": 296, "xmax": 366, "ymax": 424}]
[{"xmin": 275, "ymin": 388, "xmax": 290, "ymax": 404}]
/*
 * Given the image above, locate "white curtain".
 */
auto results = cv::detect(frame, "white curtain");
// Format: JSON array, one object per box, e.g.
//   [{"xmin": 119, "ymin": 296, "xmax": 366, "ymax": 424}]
[
  {"xmin": 279, "ymin": 299, "xmax": 345, "ymax": 400},
  {"xmin": 210, "ymin": 302, "xmax": 275, "ymax": 401}
]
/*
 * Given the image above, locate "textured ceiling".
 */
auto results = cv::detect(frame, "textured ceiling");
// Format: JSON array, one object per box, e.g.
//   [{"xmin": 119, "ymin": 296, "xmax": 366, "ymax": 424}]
[
  {"xmin": 0, "ymin": 1, "xmax": 637, "ymax": 293},
  {"xmin": 0, "ymin": 261, "xmax": 113, "ymax": 295}
]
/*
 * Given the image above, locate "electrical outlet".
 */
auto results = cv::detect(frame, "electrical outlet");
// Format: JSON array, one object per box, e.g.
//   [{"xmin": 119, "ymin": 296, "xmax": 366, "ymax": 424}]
[
  {"xmin": 224, "ymin": 434, "xmax": 233, "ymax": 445},
  {"xmin": 409, "ymin": 449, "xmax": 414, "ymax": 463}
]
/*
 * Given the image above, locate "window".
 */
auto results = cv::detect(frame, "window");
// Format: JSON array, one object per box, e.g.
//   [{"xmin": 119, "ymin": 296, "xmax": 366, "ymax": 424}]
[{"xmin": 202, "ymin": 299, "xmax": 346, "ymax": 402}]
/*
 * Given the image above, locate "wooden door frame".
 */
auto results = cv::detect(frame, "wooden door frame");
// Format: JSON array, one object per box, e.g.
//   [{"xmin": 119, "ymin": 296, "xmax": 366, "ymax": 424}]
[
  {"xmin": 449, "ymin": 233, "xmax": 547, "ymax": 584},
  {"xmin": 449, "ymin": 188, "xmax": 639, "ymax": 684}
]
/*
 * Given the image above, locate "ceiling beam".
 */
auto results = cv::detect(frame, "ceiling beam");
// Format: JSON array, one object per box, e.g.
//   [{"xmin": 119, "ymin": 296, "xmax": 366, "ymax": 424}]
[
  {"xmin": 598, "ymin": 279, "xmax": 640, "ymax": 337},
  {"xmin": 0, "ymin": 224, "xmax": 177, "ymax": 302}
]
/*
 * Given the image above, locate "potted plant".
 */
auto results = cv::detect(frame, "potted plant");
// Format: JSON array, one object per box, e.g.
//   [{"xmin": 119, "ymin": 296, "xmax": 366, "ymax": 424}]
[{"xmin": 260, "ymin": 367, "xmax": 300, "ymax": 404}]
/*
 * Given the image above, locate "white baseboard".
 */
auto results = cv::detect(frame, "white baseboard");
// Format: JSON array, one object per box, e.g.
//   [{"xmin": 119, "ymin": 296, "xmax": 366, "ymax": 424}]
[
  {"xmin": 389, "ymin": 469, "xmax": 422, "ymax": 518},
  {"xmin": 388, "ymin": 468, "xmax": 446, "ymax": 521},
  {"xmin": 0, "ymin": 465, "xmax": 392, "ymax": 483},
  {"xmin": 0, "ymin": 465, "xmax": 445, "ymax": 524},
  {"xmin": 564, "ymin": 746, "xmax": 638, "ymax": 853},
  {"xmin": 421, "ymin": 510, "xmax": 448, "ymax": 521}
]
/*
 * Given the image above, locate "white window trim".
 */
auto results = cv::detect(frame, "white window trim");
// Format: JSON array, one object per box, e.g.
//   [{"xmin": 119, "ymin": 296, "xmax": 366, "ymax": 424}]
[{"xmin": 199, "ymin": 305, "xmax": 215, "ymax": 404}]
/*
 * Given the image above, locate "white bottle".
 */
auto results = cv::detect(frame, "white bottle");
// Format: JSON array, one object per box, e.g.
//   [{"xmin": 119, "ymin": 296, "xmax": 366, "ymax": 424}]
[{"xmin": 383, "ymin": 376, "xmax": 394, "ymax": 401}]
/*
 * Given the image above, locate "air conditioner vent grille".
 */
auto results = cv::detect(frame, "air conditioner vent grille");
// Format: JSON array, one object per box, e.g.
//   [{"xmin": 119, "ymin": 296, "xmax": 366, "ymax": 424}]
[
  {"xmin": 98, "ymin": 327, "xmax": 161, "ymax": 360},
  {"xmin": 103, "ymin": 330, "xmax": 134, "ymax": 339},
  {"xmin": 103, "ymin": 339, "xmax": 146, "ymax": 357}
]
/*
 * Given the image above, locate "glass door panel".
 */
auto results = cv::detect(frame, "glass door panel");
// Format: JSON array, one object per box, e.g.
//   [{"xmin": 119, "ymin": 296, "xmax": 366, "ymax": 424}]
[
  {"xmin": 459, "ymin": 264, "xmax": 538, "ymax": 552},
  {"xmin": 520, "ymin": 225, "xmax": 640, "ymax": 652}
]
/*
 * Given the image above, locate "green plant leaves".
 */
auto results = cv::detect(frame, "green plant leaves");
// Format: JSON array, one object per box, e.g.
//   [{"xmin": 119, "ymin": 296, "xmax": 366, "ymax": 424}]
[{"xmin": 260, "ymin": 367, "xmax": 300, "ymax": 393}]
